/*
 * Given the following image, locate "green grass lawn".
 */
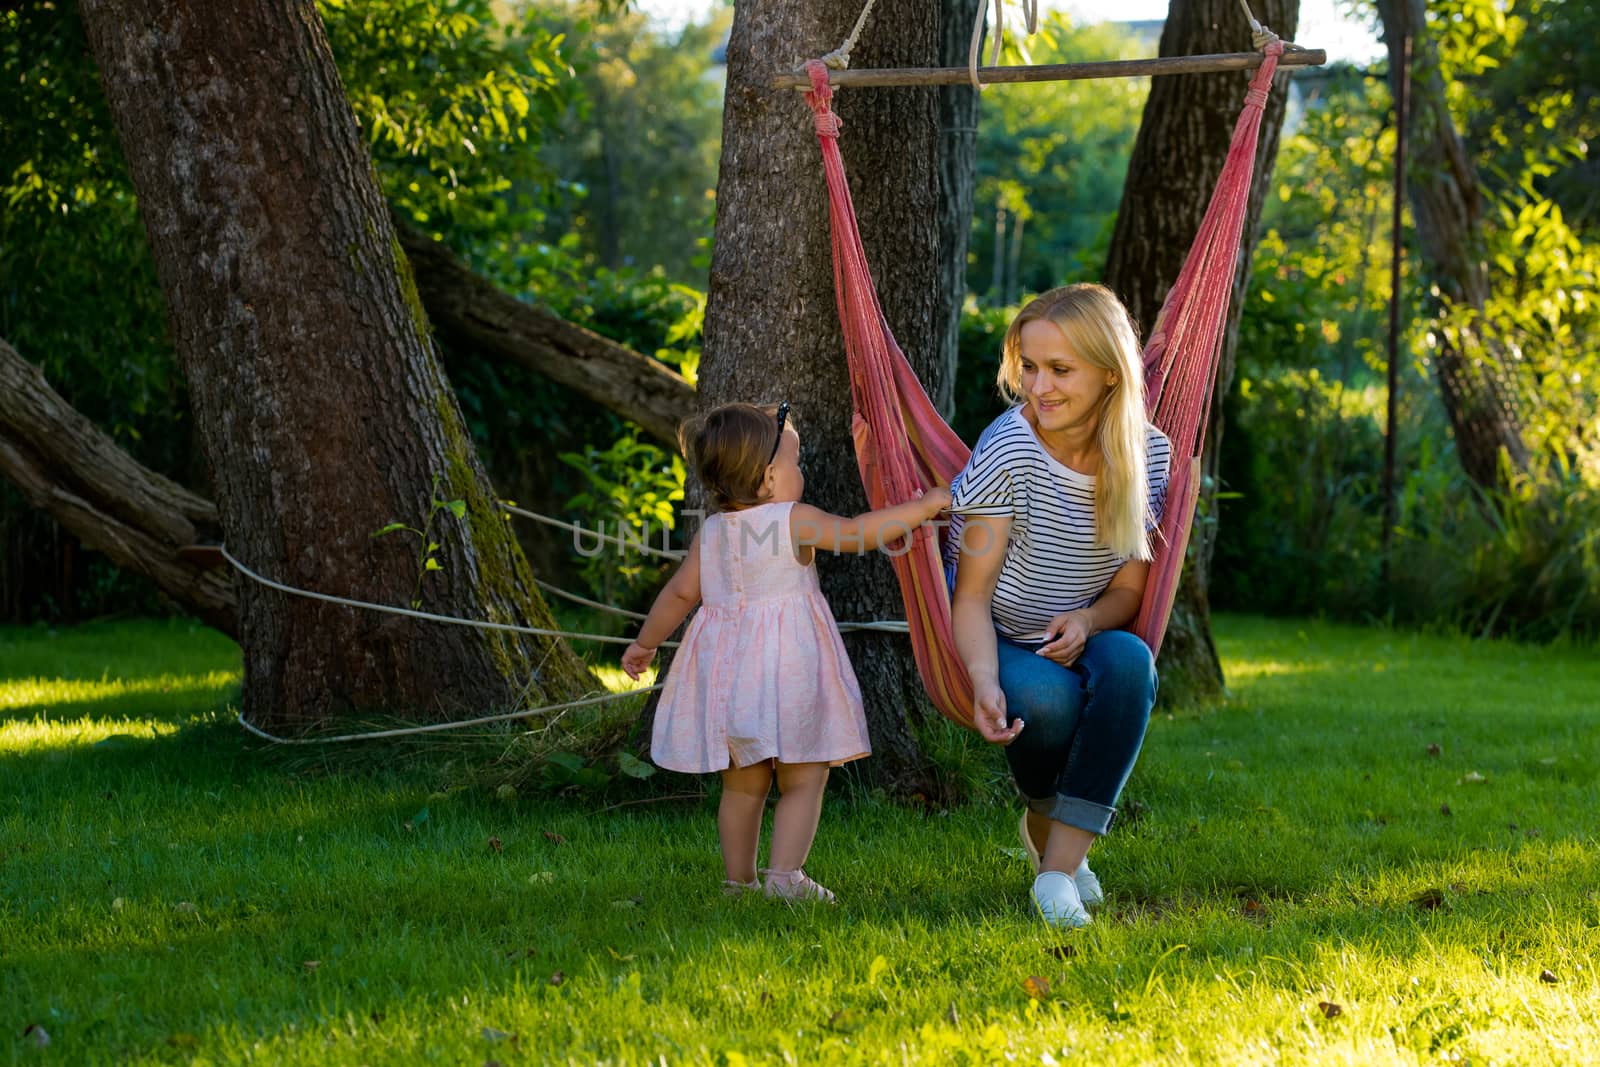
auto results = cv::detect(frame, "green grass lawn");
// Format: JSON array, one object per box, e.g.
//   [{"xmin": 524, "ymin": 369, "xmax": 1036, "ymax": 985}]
[{"xmin": 3, "ymin": 616, "xmax": 1597, "ymax": 1065}]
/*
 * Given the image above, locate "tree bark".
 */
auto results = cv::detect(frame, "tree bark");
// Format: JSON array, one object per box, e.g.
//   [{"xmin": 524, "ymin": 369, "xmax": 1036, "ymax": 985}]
[
  {"xmin": 0, "ymin": 336, "xmax": 236, "ymax": 636},
  {"xmin": 936, "ymin": 0, "xmax": 983, "ymax": 418},
  {"xmin": 78, "ymin": 0, "xmax": 591, "ymax": 730},
  {"xmin": 1375, "ymin": 0, "xmax": 1528, "ymax": 490},
  {"xmin": 700, "ymin": 0, "xmax": 952, "ymax": 791},
  {"xmin": 1104, "ymin": 0, "xmax": 1300, "ymax": 706},
  {"xmin": 396, "ymin": 223, "xmax": 695, "ymax": 449}
]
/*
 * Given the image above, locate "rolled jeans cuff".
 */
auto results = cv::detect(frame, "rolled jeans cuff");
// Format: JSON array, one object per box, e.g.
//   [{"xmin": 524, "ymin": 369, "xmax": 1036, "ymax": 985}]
[{"xmin": 1026, "ymin": 793, "xmax": 1115, "ymax": 836}]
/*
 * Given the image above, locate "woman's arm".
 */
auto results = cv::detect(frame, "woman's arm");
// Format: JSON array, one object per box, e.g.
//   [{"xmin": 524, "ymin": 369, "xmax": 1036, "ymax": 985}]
[
  {"xmin": 621, "ymin": 530, "xmax": 704, "ymax": 679},
  {"xmin": 951, "ymin": 514, "xmax": 1023, "ymax": 744},
  {"xmin": 1037, "ymin": 558, "xmax": 1150, "ymax": 665},
  {"xmin": 789, "ymin": 486, "xmax": 950, "ymax": 555}
]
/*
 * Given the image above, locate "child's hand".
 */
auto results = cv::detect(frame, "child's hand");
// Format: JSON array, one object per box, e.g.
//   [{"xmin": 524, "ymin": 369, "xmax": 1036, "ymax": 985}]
[
  {"xmin": 621, "ymin": 642, "xmax": 656, "ymax": 680},
  {"xmin": 921, "ymin": 485, "xmax": 952, "ymax": 518}
]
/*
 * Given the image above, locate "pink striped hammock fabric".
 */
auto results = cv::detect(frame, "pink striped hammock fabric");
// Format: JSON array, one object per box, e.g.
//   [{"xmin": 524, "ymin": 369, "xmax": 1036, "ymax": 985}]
[{"xmin": 801, "ymin": 43, "xmax": 1284, "ymax": 730}]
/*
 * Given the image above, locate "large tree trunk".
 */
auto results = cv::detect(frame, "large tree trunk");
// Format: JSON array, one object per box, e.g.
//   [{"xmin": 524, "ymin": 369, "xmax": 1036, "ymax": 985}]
[
  {"xmin": 700, "ymin": 0, "xmax": 951, "ymax": 790},
  {"xmin": 935, "ymin": 0, "xmax": 983, "ymax": 418},
  {"xmin": 1375, "ymin": 0, "xmax": 1528, "ymax": 490},
  {"xmin": 396, "ymin": 223, "xmax": 695, "ymax": 448},
  {"xmin": 0, "ymin": 336, "xmax": 236, "ymax": 635},
  {"xmin": 1104, "ymin": 0, "xmax": 1300, "ymax": 706},
  {"xmin": 78, "ymin": 0, "xmax": 591, "ymax": 731}
]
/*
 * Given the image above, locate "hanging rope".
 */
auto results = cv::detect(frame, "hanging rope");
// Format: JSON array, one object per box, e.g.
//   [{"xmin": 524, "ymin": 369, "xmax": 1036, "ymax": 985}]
[
  {"xmin": 968, "ymin": 0, "xmax": 1042, "ymax": 90},
  {"xmin": 819, "ymin": 0, "xmax": 880, "ymax": 70}
]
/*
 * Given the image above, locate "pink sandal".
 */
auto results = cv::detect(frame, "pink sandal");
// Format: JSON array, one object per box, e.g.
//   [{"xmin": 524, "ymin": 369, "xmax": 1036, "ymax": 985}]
[
  {"xmin": 760, "ymin": 868, "xmax": 836, "ymax": 903},
  {"xmin": 722, "ymin": 878, "xmax": 762, "ymax": 897}
]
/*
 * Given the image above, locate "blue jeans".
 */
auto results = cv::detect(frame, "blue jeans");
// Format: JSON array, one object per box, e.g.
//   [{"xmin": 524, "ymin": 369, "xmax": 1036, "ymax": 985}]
[{"xmin": 996, "ymin": 628, "xmax": 1157, "ymax": 836}]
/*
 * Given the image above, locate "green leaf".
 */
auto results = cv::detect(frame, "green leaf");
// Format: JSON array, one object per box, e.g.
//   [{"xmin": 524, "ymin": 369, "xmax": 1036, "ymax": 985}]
[
  {"xmin": 424, "ymin": 558, "xmax": 443, "ymax": 572},
  {"xmin": 371, "ymin": 522, "xmax": 409, "ymax": 538},
  {"xmin": 447, "ymin": 500, "xmax": 467, "ymax": 520},
  {"xmin": 617, "ymin": 752, "xmax": 657, "ymax": 780}
]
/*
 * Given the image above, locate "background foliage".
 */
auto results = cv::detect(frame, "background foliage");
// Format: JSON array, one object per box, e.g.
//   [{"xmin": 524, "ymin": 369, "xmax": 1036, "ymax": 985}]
[{"xmin": 1, "ymin": 0, "xmax": 1595, "ymax": 641}]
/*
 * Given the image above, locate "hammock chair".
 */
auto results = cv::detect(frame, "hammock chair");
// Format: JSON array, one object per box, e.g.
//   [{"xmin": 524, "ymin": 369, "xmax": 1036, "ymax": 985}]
[{"xmin": 801, "ymin": 39, "xmax": 1287, "ymax": 730}]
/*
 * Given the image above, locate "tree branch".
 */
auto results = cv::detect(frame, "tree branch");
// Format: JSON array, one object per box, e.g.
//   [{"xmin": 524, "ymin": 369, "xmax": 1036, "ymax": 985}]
[{"xmin": 397, "ymin": 222, "xmax": 696, "ymax": 449}]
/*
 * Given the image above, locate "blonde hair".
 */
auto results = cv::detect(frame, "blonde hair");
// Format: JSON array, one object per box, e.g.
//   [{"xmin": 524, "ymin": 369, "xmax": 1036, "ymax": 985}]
[
  {"xmin": 997, "ymin": 284, "xmax": 1153, "ymax": 560},
  {"xmin": 678, "ymin": 402, "xmax": 792, "ymax": 513}
]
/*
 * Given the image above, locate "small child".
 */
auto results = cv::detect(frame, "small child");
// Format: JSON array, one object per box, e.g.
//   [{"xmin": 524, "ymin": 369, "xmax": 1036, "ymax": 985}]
[{"xmin": 622, "ymin": 401, "xmax": 949, "ymax": 902}]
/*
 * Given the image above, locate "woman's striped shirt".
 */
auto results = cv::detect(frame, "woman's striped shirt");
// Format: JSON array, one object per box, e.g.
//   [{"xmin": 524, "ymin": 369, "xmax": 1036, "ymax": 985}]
[{"xmin": 948, "ymin": 406, "xmax": 1172, "ymax": 643}]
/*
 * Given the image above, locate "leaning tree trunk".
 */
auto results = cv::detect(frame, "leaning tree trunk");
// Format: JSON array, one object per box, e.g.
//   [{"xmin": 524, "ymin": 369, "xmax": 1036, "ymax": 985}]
[
  {"xmin": 0, "ymin": 336, "xmax": 236, "ymax": 636},
  {"xmin": 1104, "ymin": 0, "xmax": 1300, "ymax": 706},
  {"xmin": 700, "ymin": 0, "xmax": 953, "ymax": 791},
  {"xmin": 396, "ymin": 222, "xmax": 695, "ymax": 448},
  {"xmin": 78, "ymin": 0, "xmax": 591, "ymax": 731},
  {"xmin": 1375, "ymin": 0, "xmax": 1529, "ymax": 490}
]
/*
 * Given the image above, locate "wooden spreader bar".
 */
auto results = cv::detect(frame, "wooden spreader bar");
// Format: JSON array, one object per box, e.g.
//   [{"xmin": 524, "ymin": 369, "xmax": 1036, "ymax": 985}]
[{"xmin": 774, "ymin": 48, "xmax": 1326, "ymax": 90}]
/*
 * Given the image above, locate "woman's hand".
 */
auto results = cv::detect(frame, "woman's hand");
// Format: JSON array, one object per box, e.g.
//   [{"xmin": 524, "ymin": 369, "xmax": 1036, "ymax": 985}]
[
  {"xmin": 920, "ymin": 485, "xmax": 952, "ymax": 519},
  {"xmin": 1037, "ymin": 609, "xmax": 1095, "ymax": 666},
  {"xmin": 973, "ymin": 678, "xmax": 1023, "ymax": 745},
  {"xmin": 621, "ymin": 642, "xmax": 656, "ymax": 680}
]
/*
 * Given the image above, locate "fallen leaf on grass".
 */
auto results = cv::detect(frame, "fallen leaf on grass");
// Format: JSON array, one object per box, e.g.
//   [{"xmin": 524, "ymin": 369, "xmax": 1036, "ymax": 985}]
[
  {"xmin": 826, "ymin": 1008, "xmax": 865, "ymax": 1033},
  {"xmin": 1459, "ymin": 772, "xmax": 1487, "ymax": 785},
  {"xmin": 495, "ymin": 784, "xmax": 517, "ymax": 802},
  {"xmin": 1317, "ymin": 1001, "xmax": 1343, "ymax": 1019},
  {"xmin": 487, "ymin": 836, "xmax": 502, "ymax": 854},
  {"xmin": 1242, "ymin": 898, "xmax": 1265, "ymax": 917},
  {"xmin": 112, "ymin": 897, "xmax": 125, "ymax": 911},
  {"xmin": 542, "ymin": 831, "xmax": 566, "ymax": 845},
  {"xmin": 1426, "ymin": 743, "xmax": 1442, "ymax": 757},
  {"xmin": 481, "ymin": 1027, "xmax": 513, "ymax": 1043},
  {"xmin": 548, "ymin": 971, "xmax": 565, "ymax": 986},
  {"xmin": 21, "ymin": 1024, "xmax": 49, "ymax": 1048},
  {"xmin": 1411, "ymin": 888, "xmax": 1446, "ymax": 910},
  {"xmin": 174, "ymin": 901, "xmax": 197, "ymax": 913},
  {"xmin": 1022, "ymin": 976, "xmax": 1050, "ymax": 1000},
  {"xmin": 303, "ymin": 960, "xmax": 321, "ymax": 972},
  {"xmin": 1540, "ymin": 969, "xmax": 1560, "ymax": 984},
  {"xmin": 605, "ymin": 946, "xmax": 636, "ymax": 962}
]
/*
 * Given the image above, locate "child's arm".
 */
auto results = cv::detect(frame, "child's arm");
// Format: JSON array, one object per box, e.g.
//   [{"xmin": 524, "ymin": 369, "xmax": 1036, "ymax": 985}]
[
  {"xmin": 621, "ymin": 530, "xmax": 703, "ymax": 680},
  {"xmin": 790, "ymin": 485, "xmax": 951, "ymax": 555}
]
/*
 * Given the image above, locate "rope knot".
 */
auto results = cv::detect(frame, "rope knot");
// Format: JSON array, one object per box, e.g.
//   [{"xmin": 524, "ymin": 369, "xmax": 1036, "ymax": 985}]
[
  {"xmin": 814, "ymin": 110, "xmax": 843, "ymax": 139},
  {"xmin": 1245, "ymin": 87, "xmax": 1270, "ymax": 110}
]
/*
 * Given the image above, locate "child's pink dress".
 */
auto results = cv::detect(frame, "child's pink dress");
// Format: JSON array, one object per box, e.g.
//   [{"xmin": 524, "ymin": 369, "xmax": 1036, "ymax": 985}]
[{"xmin": 651, "ymin": 500, "xmax": 870, "ymax": 773}]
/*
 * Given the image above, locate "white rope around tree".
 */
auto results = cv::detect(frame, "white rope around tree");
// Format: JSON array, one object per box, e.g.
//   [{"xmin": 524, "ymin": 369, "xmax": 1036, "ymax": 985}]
[
  {"xmin": 218, "ymin": 544, "xmax": 672, "ymax": 648},
  {"xmin": 236, "ymin": 684, "xmax": 663, "ymax": 745}
]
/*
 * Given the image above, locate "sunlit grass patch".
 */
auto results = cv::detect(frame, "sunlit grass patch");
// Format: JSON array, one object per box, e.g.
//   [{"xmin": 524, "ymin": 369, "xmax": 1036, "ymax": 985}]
[
  {"xmin": 0, "ymin": 670, "xmax": 240, "ymax": 714},
  {"xmin": 2, "ymin": 614, "xmax": 1597, "ymax": 1065}
]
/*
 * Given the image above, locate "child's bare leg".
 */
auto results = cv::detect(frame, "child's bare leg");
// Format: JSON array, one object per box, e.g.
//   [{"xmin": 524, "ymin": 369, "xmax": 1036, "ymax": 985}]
[
  {"xmin": 718, "ymin": 761, "xmax": 773, "ymax": 884},
  {"xmin": 768, "ymin": 761, "xmax": 830, "ymax": 872}
]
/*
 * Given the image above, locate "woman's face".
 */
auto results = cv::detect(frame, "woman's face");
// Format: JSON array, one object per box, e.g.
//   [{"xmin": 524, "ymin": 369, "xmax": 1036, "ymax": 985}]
[{"xmin": 1017, "ymin": 319, "xmax": 1115, "ymax": 437}]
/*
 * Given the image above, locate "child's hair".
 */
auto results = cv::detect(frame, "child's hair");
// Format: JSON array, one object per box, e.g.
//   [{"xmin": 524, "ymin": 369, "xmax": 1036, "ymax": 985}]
[
  {"xmin": 997, "ymin": 283, "xmax": 1153, "ymax": 561},
  {"xmin": 679, "ymin": 402, "xmax": 795, "ymax": 513}
]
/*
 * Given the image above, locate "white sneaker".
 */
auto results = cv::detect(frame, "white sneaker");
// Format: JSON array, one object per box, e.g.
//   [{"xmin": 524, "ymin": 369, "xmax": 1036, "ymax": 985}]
[
  {"xmin": 1032, "ymin": 871, "xmax": 1092, "ymax": 928},
  {"xmin": 1019, "ymin": 811, "xmax": 1105, "ymax": 907},
  {"xmin": 1073, "ymin": 860, "xmax": 1104, "ymax": 907}
]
